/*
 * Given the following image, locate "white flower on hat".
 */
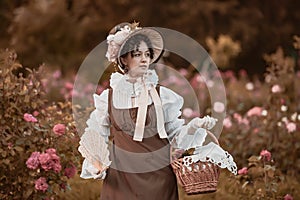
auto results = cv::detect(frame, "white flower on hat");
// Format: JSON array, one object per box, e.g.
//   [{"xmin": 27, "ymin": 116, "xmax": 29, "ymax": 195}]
[{"xmin": 105, "ymin": 24, "xmax": 141, "ymax": 62}]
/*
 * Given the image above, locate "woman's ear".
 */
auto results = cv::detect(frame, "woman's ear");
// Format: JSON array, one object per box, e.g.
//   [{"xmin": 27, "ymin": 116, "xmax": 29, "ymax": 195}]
[{"xmin": 120, "ymin": 57, "xmax": 127, "ymax": 66}]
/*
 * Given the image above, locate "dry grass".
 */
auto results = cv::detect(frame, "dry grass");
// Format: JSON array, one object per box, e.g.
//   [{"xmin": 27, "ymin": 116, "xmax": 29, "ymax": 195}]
[
  {"xmin": 60, "ymin": 171, "xmax": 242, "ymax": 200},
  {"xmin": 60, "ymin": 169, "xmax": 300, "ymax": 199}
]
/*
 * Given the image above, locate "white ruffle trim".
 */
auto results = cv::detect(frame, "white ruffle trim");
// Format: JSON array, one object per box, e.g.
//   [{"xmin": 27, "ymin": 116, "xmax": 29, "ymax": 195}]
[
  {"xmin": 182, "ymin": 142, "xmax": 237, "ymax": 175},
  {"xmin": 109, "ymin": 70, "xmax": 159, "ymax": 109},
  {"xmin": 175, "ymin": 128, "xmax": 207, "ymax": 150}
]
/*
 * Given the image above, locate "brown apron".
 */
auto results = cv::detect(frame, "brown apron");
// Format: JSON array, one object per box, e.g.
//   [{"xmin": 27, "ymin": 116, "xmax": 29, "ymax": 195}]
[{"xmin": 100, "ymin": 87, "xmax": 179, "ymax": 200}]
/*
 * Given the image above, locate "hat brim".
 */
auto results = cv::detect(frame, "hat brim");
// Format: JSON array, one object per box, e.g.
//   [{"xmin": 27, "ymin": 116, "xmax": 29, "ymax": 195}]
[{"xmin": 117, "ymin": 28, "xmax": 164, "ymax": 72}]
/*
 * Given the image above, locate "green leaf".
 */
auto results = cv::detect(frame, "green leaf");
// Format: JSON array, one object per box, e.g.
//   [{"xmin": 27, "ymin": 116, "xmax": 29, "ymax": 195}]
[
  {"xmin": 23, "ymin": 188, "xmax": 33, "ymax": 199},
  {"xmin": 14, "ymin": 146, "xmax": 24, "ymax": 152},
  {"xmin": 3, "ymin": 159, "xmax": 10, "ymax": 165},
  {"xmin": 16, "ymin": 138, "xmax": 25, "ymax": 145},
  {"xmin": 1, "ymin": 151, "xmax": 7, "ymax": 158},
  {"xmin": 24, "ymin": 95, "xmax": 30, "ymax": 103}
]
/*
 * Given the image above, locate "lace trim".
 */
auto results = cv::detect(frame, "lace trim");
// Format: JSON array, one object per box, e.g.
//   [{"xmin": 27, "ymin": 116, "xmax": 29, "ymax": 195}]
[
  {"xmin": 78, "ymin": 145, "xmax": 97, "ymax": 167},
  {"xmin": 78, "ymin": 129, "xmax": 111, "ymax": 168},
  {"xmin": 182, "ymin": 142, "xmax": 237, "ymax": 175}
]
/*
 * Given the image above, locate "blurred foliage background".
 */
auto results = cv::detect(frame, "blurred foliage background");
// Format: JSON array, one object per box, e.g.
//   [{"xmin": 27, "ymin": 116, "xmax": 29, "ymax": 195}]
[{"xmin": 0, "ymin": 0, "xmax": 299, "ymax": 75}]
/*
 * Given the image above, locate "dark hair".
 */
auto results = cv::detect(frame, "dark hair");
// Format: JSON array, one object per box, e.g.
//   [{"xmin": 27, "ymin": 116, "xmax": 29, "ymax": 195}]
[{"xmin": 119, "ymin": 34, "xmax": 154, "ymax": 73}]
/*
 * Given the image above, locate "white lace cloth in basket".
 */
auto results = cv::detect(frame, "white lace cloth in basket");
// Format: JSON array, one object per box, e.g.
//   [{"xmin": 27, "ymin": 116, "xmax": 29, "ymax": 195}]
[{"xmin": 182, "ymin": 142, "xmax": 237, "ymax": 175}]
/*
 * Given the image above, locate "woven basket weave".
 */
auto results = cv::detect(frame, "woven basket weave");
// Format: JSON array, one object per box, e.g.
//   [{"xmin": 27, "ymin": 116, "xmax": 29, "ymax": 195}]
[{"xmin": 171, "ymin": 130, "xmax": 220, "ymax": 195}]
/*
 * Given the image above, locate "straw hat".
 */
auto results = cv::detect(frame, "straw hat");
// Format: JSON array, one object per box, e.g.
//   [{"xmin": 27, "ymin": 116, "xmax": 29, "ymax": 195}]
[{"xmin": 105, "ymin": 22, "xmax": 164, "ymax": 73}]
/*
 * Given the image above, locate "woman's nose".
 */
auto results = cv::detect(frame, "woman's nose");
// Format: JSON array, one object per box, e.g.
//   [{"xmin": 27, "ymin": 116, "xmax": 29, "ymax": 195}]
[{"xmin": 140, "ymin": 54, "xmax": 147, "ymax": 63}]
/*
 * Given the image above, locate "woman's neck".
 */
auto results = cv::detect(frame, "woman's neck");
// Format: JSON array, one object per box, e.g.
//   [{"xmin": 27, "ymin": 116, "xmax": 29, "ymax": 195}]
[{"xmin": 126, "ymin": 72, "xmax": 146, "ymax": 83}]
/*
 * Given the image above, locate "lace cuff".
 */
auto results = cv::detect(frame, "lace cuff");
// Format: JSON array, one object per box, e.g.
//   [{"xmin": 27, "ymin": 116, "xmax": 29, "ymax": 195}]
[{"xmin": 80, "ymin": 159, "xmax": 109, "ymax": 180}]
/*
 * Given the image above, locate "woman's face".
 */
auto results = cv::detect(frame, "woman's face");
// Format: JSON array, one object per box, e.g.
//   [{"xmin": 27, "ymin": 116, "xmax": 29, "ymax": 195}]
[{"xmin": 121, "ymin": 41, "xmax": 151, "ymax": 78}]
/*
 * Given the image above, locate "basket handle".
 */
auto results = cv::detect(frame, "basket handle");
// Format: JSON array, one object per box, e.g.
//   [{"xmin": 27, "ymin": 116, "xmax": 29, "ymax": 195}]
[{"xmin": 206, "ymin": 130, "xmax": 219, "ymax": 146}]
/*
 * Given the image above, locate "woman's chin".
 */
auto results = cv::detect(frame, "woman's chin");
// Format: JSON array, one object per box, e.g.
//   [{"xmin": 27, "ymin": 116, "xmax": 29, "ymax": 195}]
[
  {"xmin": 136, "ymin": 69, "xmax": 148, "ymax": 76},
  {"xmin": 128, "ymin": 67, "xmax": 149, "ymax": 78}
]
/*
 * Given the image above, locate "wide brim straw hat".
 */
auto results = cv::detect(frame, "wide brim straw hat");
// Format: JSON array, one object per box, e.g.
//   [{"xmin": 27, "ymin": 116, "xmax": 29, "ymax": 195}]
[
  {"xmin": 117, "ymin": 28, "xmax": 164, "ymax": 70},
  {"xmin": 105, "ymin": 22, "xmax": 164, "ymax": 73}
]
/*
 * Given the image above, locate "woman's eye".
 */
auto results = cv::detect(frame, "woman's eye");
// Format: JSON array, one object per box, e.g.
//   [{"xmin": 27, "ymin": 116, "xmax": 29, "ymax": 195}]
[
  {"xmin": 133, "ymin": 53, "xmax": 141, "ymax": 57},
  {"xmin": 145, "ymin": 52, "xmax": 150, "ymax": 57}
]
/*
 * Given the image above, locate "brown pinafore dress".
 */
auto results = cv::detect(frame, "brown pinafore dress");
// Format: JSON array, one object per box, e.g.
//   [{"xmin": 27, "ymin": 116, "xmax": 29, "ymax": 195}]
[{"xmin": 100, "ymin": 87, "xmax": 179, "ymax": 200}]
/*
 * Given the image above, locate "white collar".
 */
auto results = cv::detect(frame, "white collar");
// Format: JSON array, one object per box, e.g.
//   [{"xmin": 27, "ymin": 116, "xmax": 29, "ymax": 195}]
[
  {"xmin": 110, "ymin": 69, "xmax": 158, "ymax": 91},
  {"xmin": 109, "ymin": 69, "xmax": 159, "ymax": 109},
  {"xmin": 109, "ymin": 69, "xmax": 167, "ymax": 141}
]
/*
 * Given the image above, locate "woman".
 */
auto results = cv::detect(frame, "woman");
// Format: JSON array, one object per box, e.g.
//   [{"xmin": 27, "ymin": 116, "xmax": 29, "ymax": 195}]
[{"xmin": 79, "ymin": 22, "xmax": 217, "ymax": 200}]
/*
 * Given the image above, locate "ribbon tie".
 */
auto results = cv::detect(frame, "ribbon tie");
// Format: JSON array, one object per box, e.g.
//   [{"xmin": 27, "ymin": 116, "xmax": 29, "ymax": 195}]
[{"xmin": 133, "ymin": 84, "xmax": 168, "ymax": 141}]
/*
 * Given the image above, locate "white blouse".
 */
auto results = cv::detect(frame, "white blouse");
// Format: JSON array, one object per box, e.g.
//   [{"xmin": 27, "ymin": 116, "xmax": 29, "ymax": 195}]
[{"xmin": 80, "ymin": 70, "xmax": 207, "ymax": 179}]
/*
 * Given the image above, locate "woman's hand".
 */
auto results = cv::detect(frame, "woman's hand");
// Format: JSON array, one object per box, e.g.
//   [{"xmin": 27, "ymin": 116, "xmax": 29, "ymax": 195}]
[
  {"xmin": 187, "ymin": 116, "xmax": 218, "ymax": 134},
  {"xmin": 93, "ymin": 160, "xmax": 110, "ymax": 180}
]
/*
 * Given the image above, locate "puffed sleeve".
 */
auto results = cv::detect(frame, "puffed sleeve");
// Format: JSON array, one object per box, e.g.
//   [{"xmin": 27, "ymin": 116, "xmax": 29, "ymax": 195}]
[
  {"xmin": 160, "ymin": 86, "xmax": 185, "ymax": 141},
  {"xmin": 160, "ymin": 86, "xmax": 207, "ymax": 150},
  {"xmin": 80, "ymin": 89, "xmax": 111, "ymax": 179},
  {"xmin": 88, "ymin": 90, "xmax": 110, "ymax": 142}
]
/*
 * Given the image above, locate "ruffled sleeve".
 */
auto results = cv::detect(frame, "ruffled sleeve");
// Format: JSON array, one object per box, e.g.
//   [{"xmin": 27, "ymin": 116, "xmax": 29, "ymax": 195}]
[
  {"xmin": 160, "ymin": 86, "xmax": 207, "ymax": 150},
  {"xmin": 160, "ymin": 86, "xmax": 185, "ymax": 141},
  {"xmin": 80, "ymin": 89, "xmax": 111, "ymax": 179},
  {"xmin": 85, "ymin": 90, "xmax": 110, "ymax": 142}
]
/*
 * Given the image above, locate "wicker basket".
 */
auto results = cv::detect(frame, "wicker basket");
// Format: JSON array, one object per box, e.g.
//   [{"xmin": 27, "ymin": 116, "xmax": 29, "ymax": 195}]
[{"xmin": 171, "ymin": 130, "xmax": 220, "ymax": 195}]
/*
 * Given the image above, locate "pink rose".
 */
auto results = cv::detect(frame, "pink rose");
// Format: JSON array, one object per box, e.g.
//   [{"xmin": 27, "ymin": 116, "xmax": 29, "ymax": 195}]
[
  {"xmin": 241, "ymin": 118, "xmax": 250, "ymax": 126},
  {"xmin": 246, "ymin": 107, "xmax": 263, "ymax": 117},
  {"xmin": 64, "ymin": 82, "xmax": 73, "ymax": 90},
  {"xmin": 52, "ymin": 162, "xmax": 62, "ymax": 173},
  {"xmin": 286, "ymin": 122, "xmax": 296, "ymax": 133},
  {"xmin": 271, "ymin": 84, "xmax": 281, "ymax": 93},
  {"xmin": 52, "ymin": 69, "xmax": 61, "ymax": 79},
  {"xmin": 64, "ymin": 164, "xmax": 77, "ymax": 179},
  {"xmin": 223, "ymin": 117, "xmax": 232, "ymax": 128},
  {"xmin": 60, "ymin": 183, "xmax": 66, "ymax": 191},
  {"xmin": 35, "ymin": 177, "xmax": 48, "ymax": 192},
  {"xmin": 45, "ymin": 148, "xmax": 57, "ymax": 155},
  {"xmin": 39, "ymin": 152, "xmax": 62, "ymax": 173},
  {"xmin": 23, "ymin": 113, "xmax": 38, "ymax": 123},
  {"xmin": 260, "ymin": 150, "xmax": 271, "ymax": 162},
  {"xmin": 50, "ymin": 154, "xmax": 62, "ymax": 173},
  {"xmin": 52, "ymin": 124, "xmax": 66, "ymax": 136},
  {"xmin": 33, "ymin": 111, "xmax": 39, "ymax": 116},
  {"xmin": 253, "ymin": 128, "xmax": 259, "ymax": 134},
  {"xmin": 26, "ymin": 152, "xmax": 40, "ymax": 169},
  {"xmin": 233, "ymin": 113, "xmax": 242, "ymax": 123},
  {"xmin": 284, "ymin": 194, "xmax": 293, "ymax": 200},
  {"xmin": 39, "ymin": 153, "xmax": 52, "ymax": 171},
  {"xmin": 238, "ymin": 167, "xmax": 248, "ymax": 175}
]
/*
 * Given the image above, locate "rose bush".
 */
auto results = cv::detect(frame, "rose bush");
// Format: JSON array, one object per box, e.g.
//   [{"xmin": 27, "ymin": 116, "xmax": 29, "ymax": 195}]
[{"xmin": 0, "ymin": 50, "xmax": 81, "ymax": 199}]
